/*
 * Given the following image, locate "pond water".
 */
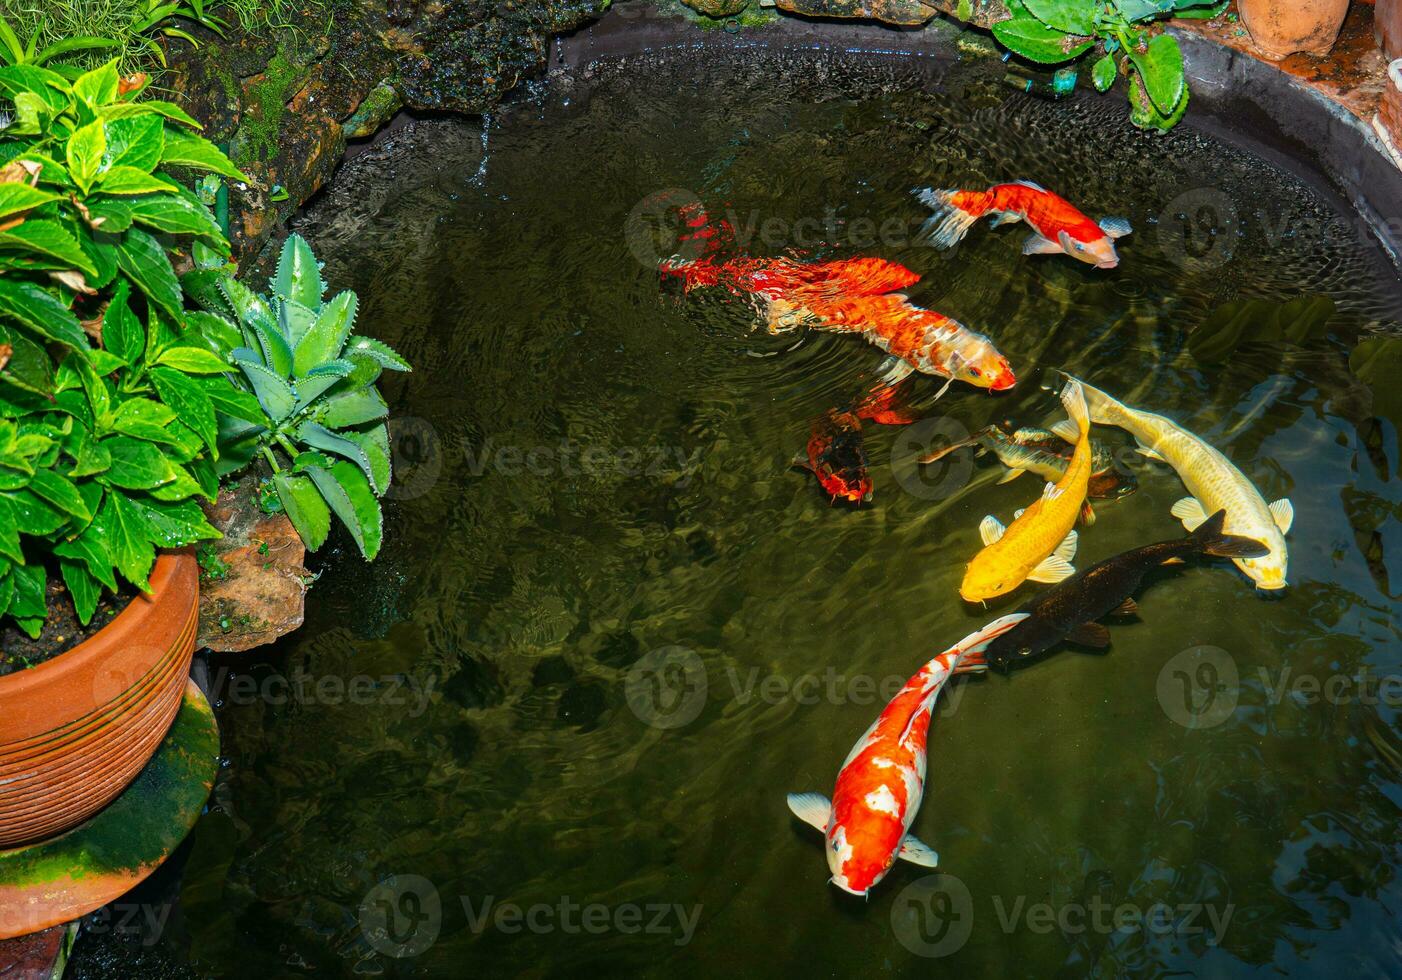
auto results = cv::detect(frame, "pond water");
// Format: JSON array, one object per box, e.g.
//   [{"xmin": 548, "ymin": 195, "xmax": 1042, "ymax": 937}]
[{"xmin": 73, "ymin": 42, "xmax": 1402, "ymax": 978}]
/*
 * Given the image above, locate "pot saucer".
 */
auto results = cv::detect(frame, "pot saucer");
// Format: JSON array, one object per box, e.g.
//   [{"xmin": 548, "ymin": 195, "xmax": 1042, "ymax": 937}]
[{"xmin": 0, "ymin": 679, "xmax": 219, "ymax": 940}]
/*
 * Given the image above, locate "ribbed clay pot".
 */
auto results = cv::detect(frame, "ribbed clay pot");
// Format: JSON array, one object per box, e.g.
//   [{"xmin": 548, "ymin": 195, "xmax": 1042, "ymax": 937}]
[
  {"xmin": 1238, "ymin": 0, "xmax": 1352, "ymax": 60},
  {"xmin": 0, "ymin": 553, "xmax": 199, "ymax": 848}
]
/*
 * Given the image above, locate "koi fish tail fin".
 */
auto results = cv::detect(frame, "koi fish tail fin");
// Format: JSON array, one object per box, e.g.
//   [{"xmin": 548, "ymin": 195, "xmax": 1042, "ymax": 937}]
[
  {"xmin": 1187, "ymin": 509, "xmax": 1272, "ymax": 560},
  {"xmin": 917, "ymin": 427, "xmax": 990, "ymax": 466},
  {"xmin": 1067, "ymin": 373, "xmax": 1131, "ymax": 428},
  {"xmin": 926, "ymin": 612, "xmax": 1031, "ymax": 683},
  {"xmin": 913, "ymin": 188, "xmax": 984, "ymax": 249},
  {"xmin": 952, "ymin": 650, "xmax": 988, "ymax": 675},
  {"xmin": 1058, "ymin": 379, "xmax": 1090, "ymax": 438}
]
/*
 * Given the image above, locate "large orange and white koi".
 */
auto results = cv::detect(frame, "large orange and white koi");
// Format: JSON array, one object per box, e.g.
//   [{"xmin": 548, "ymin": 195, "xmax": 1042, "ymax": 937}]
[
  {"xmin": 786, "ymin": 614, "xmax": 1028, "ymax": 897},
  {"xmin": 914, "ymin": 181, "xmax": 1131, "ymax": 269}
]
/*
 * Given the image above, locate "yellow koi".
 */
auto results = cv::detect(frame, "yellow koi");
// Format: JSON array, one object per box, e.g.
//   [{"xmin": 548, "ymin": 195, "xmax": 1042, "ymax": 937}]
[{"xmin": 960, "ymin": 381, "xmax": 1090, "ymax": 602}]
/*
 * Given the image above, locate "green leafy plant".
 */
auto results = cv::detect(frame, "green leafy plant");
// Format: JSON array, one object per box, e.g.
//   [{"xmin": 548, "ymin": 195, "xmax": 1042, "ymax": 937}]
[
  {"xmin": 0, "ymin": 14, "xmax": 119, "ymax": 78},
  {"xmin": 187, "ymin": 234, "xmax": 410, "ymax": 561},
  {"xmin": 0, "ymin": 58, "xmax": 247, "ymax": 634},
  {"xmin": 991, "ymin": 0, "xmax": 1228, "ymax": 131}
]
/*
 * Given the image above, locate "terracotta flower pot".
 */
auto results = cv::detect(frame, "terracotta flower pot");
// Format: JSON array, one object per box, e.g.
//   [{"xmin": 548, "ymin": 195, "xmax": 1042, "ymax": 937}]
[
  {"xmin": 0, "ymin": 553, "xmax": 199, "ymax": 849},
  {"xmin": 1379, "ymin": 0, "xmax": 1402, "ymax": 61},
  {"xmin": 1238, "ymin": 0, "xmax": 1352, "ymax": 60}
]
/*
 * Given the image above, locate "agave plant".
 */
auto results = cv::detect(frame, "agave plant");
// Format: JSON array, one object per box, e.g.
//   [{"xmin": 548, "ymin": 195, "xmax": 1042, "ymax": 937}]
[{"xmin": 188, "ymin": 235, "xmax": 410, "ymax": 560}]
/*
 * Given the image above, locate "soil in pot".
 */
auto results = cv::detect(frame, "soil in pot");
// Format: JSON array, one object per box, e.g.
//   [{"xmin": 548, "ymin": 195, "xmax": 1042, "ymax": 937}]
[{"xmin": 0, "ymin": 575, "xmax": 136, "ymax": 676}]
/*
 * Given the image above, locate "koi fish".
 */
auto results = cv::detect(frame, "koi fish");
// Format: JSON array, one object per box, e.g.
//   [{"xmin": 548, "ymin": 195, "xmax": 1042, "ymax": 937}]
[
  {"xmin": 982, "ymin": 511, "xmax": 1269, "ymax": 672},
  {"xmin": 786, "ymin": 614, "xmax": 1030, "ymax": 896},
  {"xmin": 913, "ymin": 181, "xmax": 1131, "ymax": 269},
  {"xmin": 1069, "ymin": 375, "xmax": 1292, "ymax": 590},
  {"xmin": 920, "ymin": 423, "xmax": 1137, "ymax": 501},
  {"xmin": 766, "ymin": 292, "xmax": 1015, "ymax": 394},
  {"xmin": 792, "ymin": 387, "xmax": 923, "ymax": 504},
  {"xmin": 960, "ymin": 381, "xmax": 1091, "ymax": 602},
  {"xmin": 793, "ymin": 408, "xmax": 872, "ymax": 504}
]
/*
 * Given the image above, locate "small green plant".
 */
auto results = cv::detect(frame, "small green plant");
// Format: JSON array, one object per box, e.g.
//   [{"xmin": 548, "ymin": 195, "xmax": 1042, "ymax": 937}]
[
  {"xmin": 991, "ymin": 0, "xmax": 1227, "ymax": 131},
  {"xmin": 0, "ymin": 14, "xmax": 119, "ymax": 78},
  {"xmin": 0, "ymin": 1, "xmax": 224, "ymax": 75},
  {"xmin": 0, "ymin": 58, "xmax": 247, "ymax": 634},
  {"xmin": 188, "ymin": 234, "xmax": 410, "ymax": 561}
]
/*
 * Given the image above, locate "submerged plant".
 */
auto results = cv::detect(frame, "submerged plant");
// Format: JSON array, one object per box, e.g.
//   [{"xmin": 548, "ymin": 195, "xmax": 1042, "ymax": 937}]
[
  {"xmin": 0, "ymin": 58, "xmax": 246, "ymax": 634},
  {"xmin": 188, "ymin": 234, "xmax": 410, "ymax": 561},
  {"xmin": 991, "ymin": 0, "xmax": 1228, "ymax": 132}
]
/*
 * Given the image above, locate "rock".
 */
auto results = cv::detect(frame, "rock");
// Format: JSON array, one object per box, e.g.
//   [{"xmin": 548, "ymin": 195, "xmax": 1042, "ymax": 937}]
[
  {"xmin": 682, "ymin": 0, "xmax": 753, "ymax": 17},
  {"xmin": 0, "ymin": 924, "xmax": 70, "ymax": 977},
  {"xmin": 197, "ymin": 476, "xmax": 310, "ymax": 653},
  {"xmin": 771, "ymin": 0, "xmax": 1008, "ymax": 27}
]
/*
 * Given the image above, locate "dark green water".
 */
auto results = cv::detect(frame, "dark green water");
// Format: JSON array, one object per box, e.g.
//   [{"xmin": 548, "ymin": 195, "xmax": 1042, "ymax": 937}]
[{"xmin": 74, "ymin": 44, "xmax": 1402, "ymax": 978}]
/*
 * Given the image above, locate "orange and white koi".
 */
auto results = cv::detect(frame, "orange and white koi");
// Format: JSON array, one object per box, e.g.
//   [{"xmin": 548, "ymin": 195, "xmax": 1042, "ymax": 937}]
[
  {"xmin": 786, "ymin": 614, "xmax": 1028, "ymax": 897},
  {"xmin": 914, "ymin": 181, "xmax": 1131, "ymax": 269},
  {"xmin": 960, "ymin": 380, "xmax": 1091, "ymax": 602}
]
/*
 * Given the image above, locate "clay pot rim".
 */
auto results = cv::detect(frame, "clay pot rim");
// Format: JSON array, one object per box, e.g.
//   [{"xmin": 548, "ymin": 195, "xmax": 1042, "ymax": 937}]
[{"xmin": 0, "ymin": 553, "xmax": 186, "ymax": 701}]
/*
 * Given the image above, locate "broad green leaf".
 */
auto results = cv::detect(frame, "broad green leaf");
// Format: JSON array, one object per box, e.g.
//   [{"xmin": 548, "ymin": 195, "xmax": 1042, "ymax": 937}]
[
  {"xmin": 156, "ymin": 345, "xmax": 230, "ymax": 374},
  {"xmin": 3, "ymin": 487, "xmax": 65, "ymax": 534},
  {"xmin": 96, "ymin": 166, "xmax": 178, "ymax": 195},
  {"xmin": 60, "ymin": 559, "xmax": 100, "ymax": 624},
  {"xmin": 1092, "ymin": 53, "xmax": 1118, "ymax": 92},
  {"xmin": 992, "ymin": 13, "xmax": 1093, "ymax": 64},
  {"xmin": 0, "ymin": 496, "xmax": 22, "ymax": 563},
  {"xmin": 292, "ymin": 291, "xmax": 356, "ymax": 376},
  {"xmin": 160, "ymin": 130, "xmax": 246, "ymax": 181},
  {"xmin": 235, "ymin": 357, "xmax": 296, "ymax": 421},
  {"xmin": 306, "ymin": 460, "xmax": 382, "ymax": 560},
  {"xmin": 344, "ymin": 336, "xmax": 411, "ymax": 372},
  {"xmin": 150, "ymin": 366, "xmax": 217, "ymax": 455},
  {"xmin": 1128, "ymin": 32, "xmax": 1185, "ymax": 115},
  {"xmin": 98, "ymin": 100, "xmax": 201, "ymax": 129},
  {"xmin": 77, "ymin": 229, "xmax": 119, "ymax": 289},
  {"xmin": 181, "ymin": 269, "xmax": 233, "ymax": 316},
  {"xmin": 3, "ymin": 151, "xmax": 73, "ymax": 188},
  {"xmin": 188, "ymin": 453, "xmax": 218, "ymax": 499},
  {"xmin": 28, "ymin": 468, "xmax": 90, "ymax": 521},
  {"xmin": 0, "ymin": 279, "xmax": 89, "ymax": 349},
  {"xmin": 0, "ymin": 181, "xmax": 62, "ymax": 220},
  {"xmin": 103, "ymin": 115, "xmax": 164, "ymax": 172},
  {"xmin": 111, "ymin": 397, "xmax": 178, "ymax": 441},
  {"xmin": 129, "ymin": 496, "xmax": 219, "ymax": 546},
  {"xmin": 201, "ymin": 380, "xmax": 267, "ymax": 426},
  {"xmin": 1173, "ymin": 0, "xmax": 1228, "ymax": 17},
  {"xmin": 55, "ymin": 520, "xmax": 119, "ymax": 590},
  {"xmin": 71, "ymin": 60, "xmax": 120, "ymax": 106},
  {"xmin": 186, "ymin": 310, "xmax": 241, "ymax": 357},
  {"xmin": 278, "ymin": 299, "xmax": 317, "ymax": 347},
  {"xmin": 1021, "ymin": 0, "xmax": 1095, "ymax": 34},
  {"xmin": 319, "ymin": 387, "xmax": 387, "ymax": 427},
  {"xmin": 1128, "ymin": 69, "xmax": 1188, "ymax": 131},
  {"xmin": 70, "ymin": 429, "xmax": 112, "ymax": 476},
  {"xmin": 1114, "ymin": 0, "xmax": 1175, "ymax": 21},
  {"xmin": 90, "ymin": 489, "xmax": 155, "ymax": 589},
  {"xmin": 125, "ymin": 190, "xmax": 224, "ymax": 244},
  {"xmin": 116, "ymin": 227, "xmax": 183, "ymax": 324},
  {"xmin": 101, "ymin": 435, "xmax": 174, "ymax": 489},
  {"xmin": 9, "ymin": 562, "xmax": 46, "ymax": 619},
  {"xmin": 147, "ymin": 465, "xmax": 204, "ymax": 501},
  {"xmin": 0, "ymin": 65, "xmax": 70, "ymax": 111},
  {"xmin": 102, "ymin": 279, "xmax": 144, "ymax": 365},
  {"xmin": 65, "ymin": 119, "xmax": 107, "ymax": 194},
  {"xmin": 218, "ymin": 276, "xmax": 277, "ymax": 345},
  {"xmin": 274, "ymin": 472, "xmax": 330, "ymax": 551},
  {"xmin": 0, "ymin": 219, "xmax": 97, "ymax": 275},
  {"xmin": 274, "ymin": 234, "xmax": 324, "ymax": 309}
]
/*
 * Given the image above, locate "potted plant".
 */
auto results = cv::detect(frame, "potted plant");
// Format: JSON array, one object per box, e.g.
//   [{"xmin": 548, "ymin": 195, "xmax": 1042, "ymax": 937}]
[{"xmin": 0, "ymin": 57, "xmax": 247, "ymax": 847}]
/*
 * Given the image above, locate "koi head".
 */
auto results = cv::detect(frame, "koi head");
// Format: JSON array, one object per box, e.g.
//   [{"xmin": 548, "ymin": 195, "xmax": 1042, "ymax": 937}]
[
  {"xmin": 825, "ymin": 824, "xmax": 893, "ymax": 897},
  {"xmin": 1057, "ymin": 230, "xmax": 1120, "ymax": 269},
  {"xmin": 952, "ymin": 342, "xmax": 1016, "ymax": 393},
  {"xmin": 1241, "ymin": 553, "xmax": 1288, "ymax": 591},
  {"xmin": 959, "ymin": 550, "xmax": 1019, "ymax": 603}
]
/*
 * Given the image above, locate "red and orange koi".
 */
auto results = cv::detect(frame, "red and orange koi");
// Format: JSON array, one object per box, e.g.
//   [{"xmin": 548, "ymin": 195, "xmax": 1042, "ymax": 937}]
[
  {"xmin": 786, "ymin": 614, "xmax": 1029, "ymax": 897},
  {"xmin": 914, "ymin": 181, "xmax": 1131, "ymax": 269},
  {"xmin": 792, "ymin": 387, "xmax": 922, "ymax": 505}
]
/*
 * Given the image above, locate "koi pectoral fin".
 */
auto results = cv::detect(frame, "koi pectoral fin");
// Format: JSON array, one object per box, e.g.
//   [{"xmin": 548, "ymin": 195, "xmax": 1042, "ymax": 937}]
[
  {"xmin": 786, "ymin": 793, "xmax": 832, "ymax": 832},
  {"xmin": 1022, "ymin": 233, "xmax": 1063, "ymax": 256},
  {"xmin": 898, "ymin": 834, "xmax": 940, "ymax": 868},
  {"xmin": 1027, "ymin": 554, "xmax": 1075, "ymax": 584}
]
